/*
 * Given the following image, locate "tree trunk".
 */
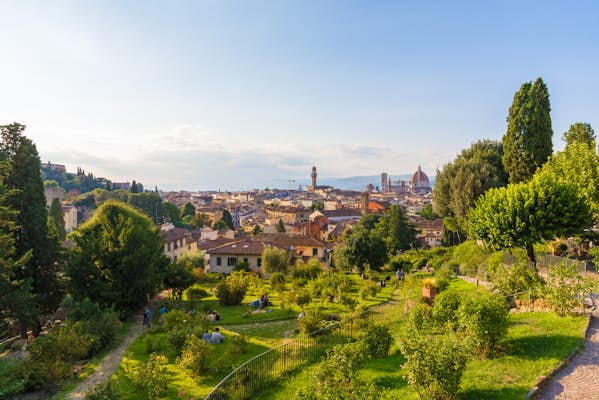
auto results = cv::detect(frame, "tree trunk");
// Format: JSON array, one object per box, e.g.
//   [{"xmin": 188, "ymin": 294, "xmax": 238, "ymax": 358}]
[{"xmin": 526, "ymin": 244, "xmax": 537, "ymax": 268}]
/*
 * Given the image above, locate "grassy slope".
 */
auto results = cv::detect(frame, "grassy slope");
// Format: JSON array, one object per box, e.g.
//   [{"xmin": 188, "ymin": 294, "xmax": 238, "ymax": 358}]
[
  {"xmin": 111, "ymin": 273, "xmax": 395, "ymax": 399},
  {"xmin": 257, "ymin": 281, "xmax": 588, "ymax": 400}
]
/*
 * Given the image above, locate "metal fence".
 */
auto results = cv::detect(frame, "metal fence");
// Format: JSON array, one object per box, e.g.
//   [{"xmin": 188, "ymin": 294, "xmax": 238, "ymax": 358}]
[
  {"xmin": 204, "ymin": 296, "xmax": 417, "ymax": 400},
  {"xmin": 502, "ymin": 251, "xmax": 588, "ymax": 273}
]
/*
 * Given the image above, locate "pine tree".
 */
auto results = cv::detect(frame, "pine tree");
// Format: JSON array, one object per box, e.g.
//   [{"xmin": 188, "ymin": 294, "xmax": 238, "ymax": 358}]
[
  {"xmin": 502, "ymin": 78, "xmax": 553, "ymax": 183},
  {"xmin": 0, "ymin": 162, "xmax": 38, "ymax": 337},
  {"xmin": 276, "ymin": 218, "xmax": 286, "ymax": 233},
  {"xmin": 48, "ymin": 197, "xmax": 66, "ymax": 240},
  {"xmin": 0, "ymin": 123, "xmax": 63, "ymax": 329},
  {"xmin": 562, "ymin": 122, "xmax": 596, "ymax": 148},
  {"xmin": 130, "ymin": 180, "xmax": 139, "ymax": 193}
]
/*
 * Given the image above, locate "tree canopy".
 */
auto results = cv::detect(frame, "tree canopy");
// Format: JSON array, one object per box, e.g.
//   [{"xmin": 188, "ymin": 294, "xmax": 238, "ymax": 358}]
[
  {"xmin": 502, "ymin": 78, "xmax": 553, "ymax": 183},
  {"xmin": 469, "ymin": 174, "xmax": 591, "ymax": 263},
  {"xmin": 163, "ymin": 201, "xmax": 182, "ymax": 225},
  {"xmin": 180, "ymin": 202, "xmax": 196, "ymax": 218},
  {"xmin": 562, "ymin": 122, "xmax": 596, "ymax": 148},
  {"xmin": 433, "ymin": 139, "xmax": 507, "ymax": 221},
  {"xmin": 0, "ymin": 123, "xmax": 63, "ymax": 319},
  {"xmin": 128, "ymin": 192, "xmax": 164, "ymax": 224},
  {"xmin": 48, "ymin": 197, "xmax": 66, "ymax": 240},
  {"xmin": 66, "ymin": 201, "xmax": 168, "ymax": 312},
  {"xmin": 261, "ymin": 246, "xmax": 290, "ymax": 274},
  {"xmin": 276, "ymin": 218, "xmax": 286, "ymax": 233}
]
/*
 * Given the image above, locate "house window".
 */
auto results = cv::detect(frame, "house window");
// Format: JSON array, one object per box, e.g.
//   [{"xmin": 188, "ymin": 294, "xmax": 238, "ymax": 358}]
[
  {"xmin": 312, "ymin": 248, "xmax": 318, "ymax": 256},
  {"xmin": 243, "ymin": 258, "xmax": 249, "ymax": 264},
  {"xmin": 216, "ymin": 257, "xmax": 222, "ymax": 266},
  {"xmin": 257, "ymin": 257, "xmax": 262, "ymax": 267},
  {"xmin": 227, "ymin": 257, "xmax": 237, "ymax": 266}
]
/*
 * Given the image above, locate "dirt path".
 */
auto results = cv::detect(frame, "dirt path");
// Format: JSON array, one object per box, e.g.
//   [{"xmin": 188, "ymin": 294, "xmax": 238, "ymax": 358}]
[
  {"xmin": 65, "ymin": 316, "xmax": 144, "ymax": 399},
  {"xmin": 534, "ymin": 295, "xmax": 599, "ymax": 400}
]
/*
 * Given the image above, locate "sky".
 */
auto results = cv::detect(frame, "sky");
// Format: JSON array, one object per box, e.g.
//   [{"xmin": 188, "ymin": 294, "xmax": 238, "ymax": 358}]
[{"xmin": 1, "ymin": 0, "xmax": 598, "ymax": 191}]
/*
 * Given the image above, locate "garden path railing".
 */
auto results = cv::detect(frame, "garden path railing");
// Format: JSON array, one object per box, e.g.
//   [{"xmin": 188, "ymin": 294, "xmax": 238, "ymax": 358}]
[{"xmin": 204, "ymin": 295, "xmax": 418, "ymax": 400}]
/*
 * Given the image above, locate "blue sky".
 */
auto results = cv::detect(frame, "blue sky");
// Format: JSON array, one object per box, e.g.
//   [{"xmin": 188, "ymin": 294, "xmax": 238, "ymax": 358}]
[{"xmin": 1, "ymin": 1, "xmax": 598, "ymax": 190}]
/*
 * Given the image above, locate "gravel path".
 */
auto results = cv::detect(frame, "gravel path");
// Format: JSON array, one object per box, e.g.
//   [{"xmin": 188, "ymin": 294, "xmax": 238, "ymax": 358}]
[
  {"xmin": 65, "ymin": 315, "xmax": 144, "ymax": 399},
  {"xmin": 535, "ymin": 296, "xmax": 599, "ymax": 400}
]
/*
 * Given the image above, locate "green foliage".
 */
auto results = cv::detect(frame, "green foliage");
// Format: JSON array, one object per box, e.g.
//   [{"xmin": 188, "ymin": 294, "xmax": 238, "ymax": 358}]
[
  {"xmin": 296, "ymin": 341, "xmax": 377, "ymax": 400},
  {"xmin": 177, "ymin": 334, "xmax": 213, "ymax": 377},
  {"xmin": 298, "ymin": 306, "xmax": 323, "ymax": 334},
  {"xmin": 85, "ymin": 380, "xmax": 122, "ymax": 400},
  {"xmin": 502, "ymin": 77, "xmax": 553, "ymax": 183},
  {"xmin": 215, "ymin": 272, "xmax": 248, "ymax": 305},
  {"xmin": 165, "ymin": 259, "xmax": 196, "ymax": 299},
  {"xmin": 293, "ymin": 257, "xmax": 323, "ymax": 280},
  {"xmin": 233, "ymin": 261, "xmax": 251, "ymax": 272},
  {"xmin": 469, "ymin": 173, "xmax": 592, "ymax": 262},
  {"xmin": 262, "ymin": 247, "xmax": 290, "ymax": 274},
  {"xmin": 376, "ymin": 205, "xmax": 419, "ymax": 254},
  {"xmin": 66, "ymin": 201, "xmax": 169, "ymax": 313},
  {"xmin": 162, "ymin": 201, "xmax": 181, "ymax": 224},
  {"xmin": 40, "ymin": 164, "xmax": 107, "ymax": 194},
  {"xmin": 456, "ymin": 291, "xmax": 509, "ymax": 356},
  {"xmin": 222, "ymin": 209, "xmax": 234, "ymax": 230},
  {"xmin": 135, "ymin": 353, "xmax": 168, "ymax": 400},
  {"xmin": 130, "ymin": 180, "xmax": 139, "ymax": 193},
  {"xmin": 544, "ymin": 263, "xmax": 596, "ymax": 316},
  {"xmin": 68, "ymin": 299, "xmax": 122, "ymax": 356},
  {"xmin": 334, "ymin": 224, "xmax": 388, "ymax": 272},
  {"xmin": 0, "ymin": 358, "xmax": 26, "ymax": 400},
  {"xmin": 180, "ymin": 202, "xmax": 196, "ymax": 218},
  {"xmin": 0, "ymin": 123, "xmax": 63, "ymax": 316},
  {"xmin": 491, "ymin": 262, "xmax": 543, "ymax": 297},
  {"xmin": 399, "ymin": 333, "xmax": 468, "ymax": 400},
  {"xmin": 127, "ymin": 192, "xmax": 164, "ymax": 224},
  {"xmin": 48, "ymin": 197, "xmax": 66, "ymax": 240},
  {"xmin": 433, "ymin": 139, "xmax": 507, "ymax": 221},
  {"xmin": 184, "ymin": 286, "xmax": 209, "ymax": 304},
  {"xmin": 293, "ymin": 290, "xmax": 312, "ymax": 307},
  {"xmin": 431, "ymin": 289, "xmax": 463, "ymax": 330},
  {"xmin": 276, "ymin": 218, "xmax": 286, "ymax": 233},
  {"xmin": 562, "ymin": 122, "xmax": 596, "ymax": 148},
  {"xmin": 537, "ymin": 140, "xmax": 599, "ymax": 219},
  {"xmin": 363, "ymin": 325, "xmax": 393, "ymax": 358},
  {"xmin": 270, "ymin": 272, "xmax": 286, "ymax": 291},
  {"xmin": 418, "ymin": 204, "xmax": 438, "ymax": 220}
]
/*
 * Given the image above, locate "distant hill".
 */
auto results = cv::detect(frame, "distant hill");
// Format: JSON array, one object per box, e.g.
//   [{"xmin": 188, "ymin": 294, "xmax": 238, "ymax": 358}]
[{"xmin": 271, "ymin": 174, "xmax": 436, "ymax": 191}]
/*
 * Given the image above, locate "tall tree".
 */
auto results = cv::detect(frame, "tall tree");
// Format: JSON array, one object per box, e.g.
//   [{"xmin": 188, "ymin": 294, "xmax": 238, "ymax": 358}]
[
  {"xmin": 0, "ymin": 123, "xmax": 63, "ymax": 321},
  {"xmin": 0, "ymin": 162, "xmax": 37, "ymax": 337},
  {"xmin": 433, "ymin": 140, "xmax": 507, "ymax": 222},
  {"xmin": 276, "ymin": 218, "xmax": 286, "ymax": 233},
  {"xmin": 222, "ymin": 209, "xmax": 235, "ymax": 230},
  {"xmin": 469, "ymin": 173, "xmax": 591, "ymax": 263},
  {"xmin": 66, "ymin": 202, "xmax": 168, "ymax": 312},
  {"xmin": 191, "ymin": 212, "xmax": 211, "ymax": 229},
  {"xmin": 502, "ymin": 78, "xmax": 553, "ymax": 183},
  {"xmin": 48, "ymin": 197, "xmax": 66, "ymax": 240},
  {"xmin": 375, "ymin": 205, "xmax": 419, "ymax": 253},
  {"xmin": 128, "ymin": 192, "xmax": 164, "ymax": 224},
  {"xmin": 180, "ymin": 202, "xmax": 196, "ymax": 218},
  {"xmin": 130, "ymin": 180, "xmax": 139, "ymax": 193},
  {"xmin": 163, "ymin": 201, "xmax": 182, "ymax": 225},
  {"xmin": 562, "ymin": 122, "xmax": 596, "ymax": 148},
  {"xmin": 334, "ymin": 224, "xmax": 388, "ymax": 272}
]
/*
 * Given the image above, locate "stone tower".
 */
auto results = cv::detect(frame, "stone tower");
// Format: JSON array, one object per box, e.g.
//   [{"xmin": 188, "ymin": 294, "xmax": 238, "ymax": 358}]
[
  {"xmin": 381, "ymin": 172, "xmax": 388, "ymax": 192},
  {"xmin": 311, "ymin": 166, "xmax": 317, "ymax": 188},
  {"xmin": 361, "ymin": 191, "xmax": 370, "ymax": 215}
]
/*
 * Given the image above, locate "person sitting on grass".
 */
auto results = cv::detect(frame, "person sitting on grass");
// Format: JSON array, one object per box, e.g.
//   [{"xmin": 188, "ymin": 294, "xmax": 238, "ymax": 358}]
[
  {"xmin": 210, "ymin": 327, "xmax": 224, "ymax": 344},
  {"xmin": 213, "ymin": 310, "xmax": 221, "ymax": 322},
  {"xmin": 203, "ymin": 330, "xmax": 211, "ymax": 343}
]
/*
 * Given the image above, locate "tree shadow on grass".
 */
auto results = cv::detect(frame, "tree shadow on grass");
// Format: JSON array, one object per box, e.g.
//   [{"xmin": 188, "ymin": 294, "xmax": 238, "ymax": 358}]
[
  {"xmin": 504, "ymin": 334, "xmax": 580, "ymax": 360},
  {"xmin": 459, "ymin": 386, "xmax": 529, "ymax": 400}
]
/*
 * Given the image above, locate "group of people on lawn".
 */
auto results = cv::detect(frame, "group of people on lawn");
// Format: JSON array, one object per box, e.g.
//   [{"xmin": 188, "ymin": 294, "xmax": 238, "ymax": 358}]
[{"xmin": 203, "ymin": 327, "xmax": 225, "ymax": 344}]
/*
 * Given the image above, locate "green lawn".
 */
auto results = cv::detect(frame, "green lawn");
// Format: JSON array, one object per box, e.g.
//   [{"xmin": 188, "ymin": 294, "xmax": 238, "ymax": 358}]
[{"xmin": 256, "ymin": 311, "xmax": 588, "ymax": 400}]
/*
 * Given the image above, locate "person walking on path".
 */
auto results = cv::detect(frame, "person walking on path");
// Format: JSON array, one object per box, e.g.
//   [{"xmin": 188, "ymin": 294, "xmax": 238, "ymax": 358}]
[{"xmin": 143, "ymin": 307, "xmax": 152, "ymax": 328}]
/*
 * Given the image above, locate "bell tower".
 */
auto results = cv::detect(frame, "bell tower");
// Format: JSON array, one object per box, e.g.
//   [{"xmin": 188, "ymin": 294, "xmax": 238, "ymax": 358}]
[{"xmin": 311, "ymin": 166, "xmax": 317, "ymax": 188}]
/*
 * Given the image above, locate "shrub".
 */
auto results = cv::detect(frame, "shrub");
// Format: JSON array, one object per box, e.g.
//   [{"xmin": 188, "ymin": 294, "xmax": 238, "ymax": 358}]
[
  {"xmin": 184, "ymin": 286, "xmax": 209, "ymax": 304},
  {"xmin": 456, "ymin": 291, "xmax": 509, "ymax": 357},
  {"xmin": 292, "ymin": 258, "xmax": 322, "ymax": 280},
  {"xmin": 293, "ymin": 290, "xmax": 312, "ymax": 307},
  {"xmin": 296, "ymin": 341, "xmax": 377, "ymax": 399},
  {"xmin": 339, "ymin": 293, "xmax": 358, "ymax": 310},
  {"xmin": 85, "ymin": 380, "xmax": 122, "ymax": 400},
  {"xmin": 360, "ymin": 281, "xmax": 380, "ymax": 300},
  {"xmin": 177, "ymin": 334, "xmax": 213, "ymax": 377},
  {"xmin": 262, "ymin": 247, "xmax": 290, "ymax": 274},
  {"xmin": 431, "ymin": 289, "xmax": 463, "ymax": 330},
  {"xmin": 0, "ymin": 358, "xmax": 25, "ymax": 399},
  {"xmin": 217, "ymin": 335, "xmax": 249, "ymax": 371},
  {"xmin": 298, "ymin": 307, "xmax": 324, "ymax": 334},
  {"xmin": 161, "ymin": 310, "xmax": 204, "ymax": 352},
  {"xmin": 233, "ymin": 261, "xmax": 251, "ymax": 272},
  {"xmin": 143, "ymin": 335, "xmax": 162, "ymax": 354},
  {"xmin": 399, "ymin": 334, "xmax": 468, "ymax": 400},
  {"xmin": 544, "ymin": 263, "xmax": 595, "ymax": 317},
  {"xmin": 215, "ymin": 272, "xmax": 248, "ymax": 306},
  {"xmin": 422, "ymin": 278, "xmax": 437, "ymax": 289},
  {"xmin": 68, "ymin": 300, "xmax": 122, "ymax": 357},
  {"xmin": 270, "ymin": 272, "xmax": 286, "ymax": 292},
  {"xmin": 491, "ymin": 261, "xmax": 543, "ymax": 297},
  {"xmin": 408, "ymin": 303, "xmax": 433, "ymax": 333},
  {"xmin": 136, "ymin": 353, "xmax": 168, "ymax": 400},
  {"xmin": 363, "ymin": 325, "xmax": 393, "ymax": 358}
]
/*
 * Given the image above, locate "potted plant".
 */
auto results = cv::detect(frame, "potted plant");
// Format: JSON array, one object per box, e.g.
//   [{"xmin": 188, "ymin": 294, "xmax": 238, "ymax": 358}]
[{"xmin": 422, "ymin": 278, "xmax": 438, "ymax": 303}]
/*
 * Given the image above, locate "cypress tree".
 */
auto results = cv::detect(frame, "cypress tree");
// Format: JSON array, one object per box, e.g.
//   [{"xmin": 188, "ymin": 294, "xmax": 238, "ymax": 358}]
[
  {"xmin": 48, "ymin": 197, "xmax": 66, "ymax": 240},
  {"xmin": 0, "ymin": 123, "xmax": 63, "ymax": 329},
  {"xmin": 502, "ymin": 78, "xmax": 553, "ymax": 183},
  {"xmin": 223, "ymin": 209, "xmax": 235, "ymax": 230},
  {"xmin": 130, "ymin": 180, "xmax": 139, "ymax": 193}
]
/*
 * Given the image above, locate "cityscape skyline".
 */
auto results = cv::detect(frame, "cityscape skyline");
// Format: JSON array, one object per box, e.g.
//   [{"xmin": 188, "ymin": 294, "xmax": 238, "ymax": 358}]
[{"xmin": 1, "ymin": 1, "xmax": 598, "ymax": 190}]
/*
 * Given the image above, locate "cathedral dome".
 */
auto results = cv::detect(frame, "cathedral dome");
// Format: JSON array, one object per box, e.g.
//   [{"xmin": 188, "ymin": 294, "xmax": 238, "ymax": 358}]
[
  {"xmin": 410, "ymin": 165, "xmax": 429, "ymax": 188},
  {"xmin": 365, "ymin": 183, "xmax": 375, "ymax": 192}
]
